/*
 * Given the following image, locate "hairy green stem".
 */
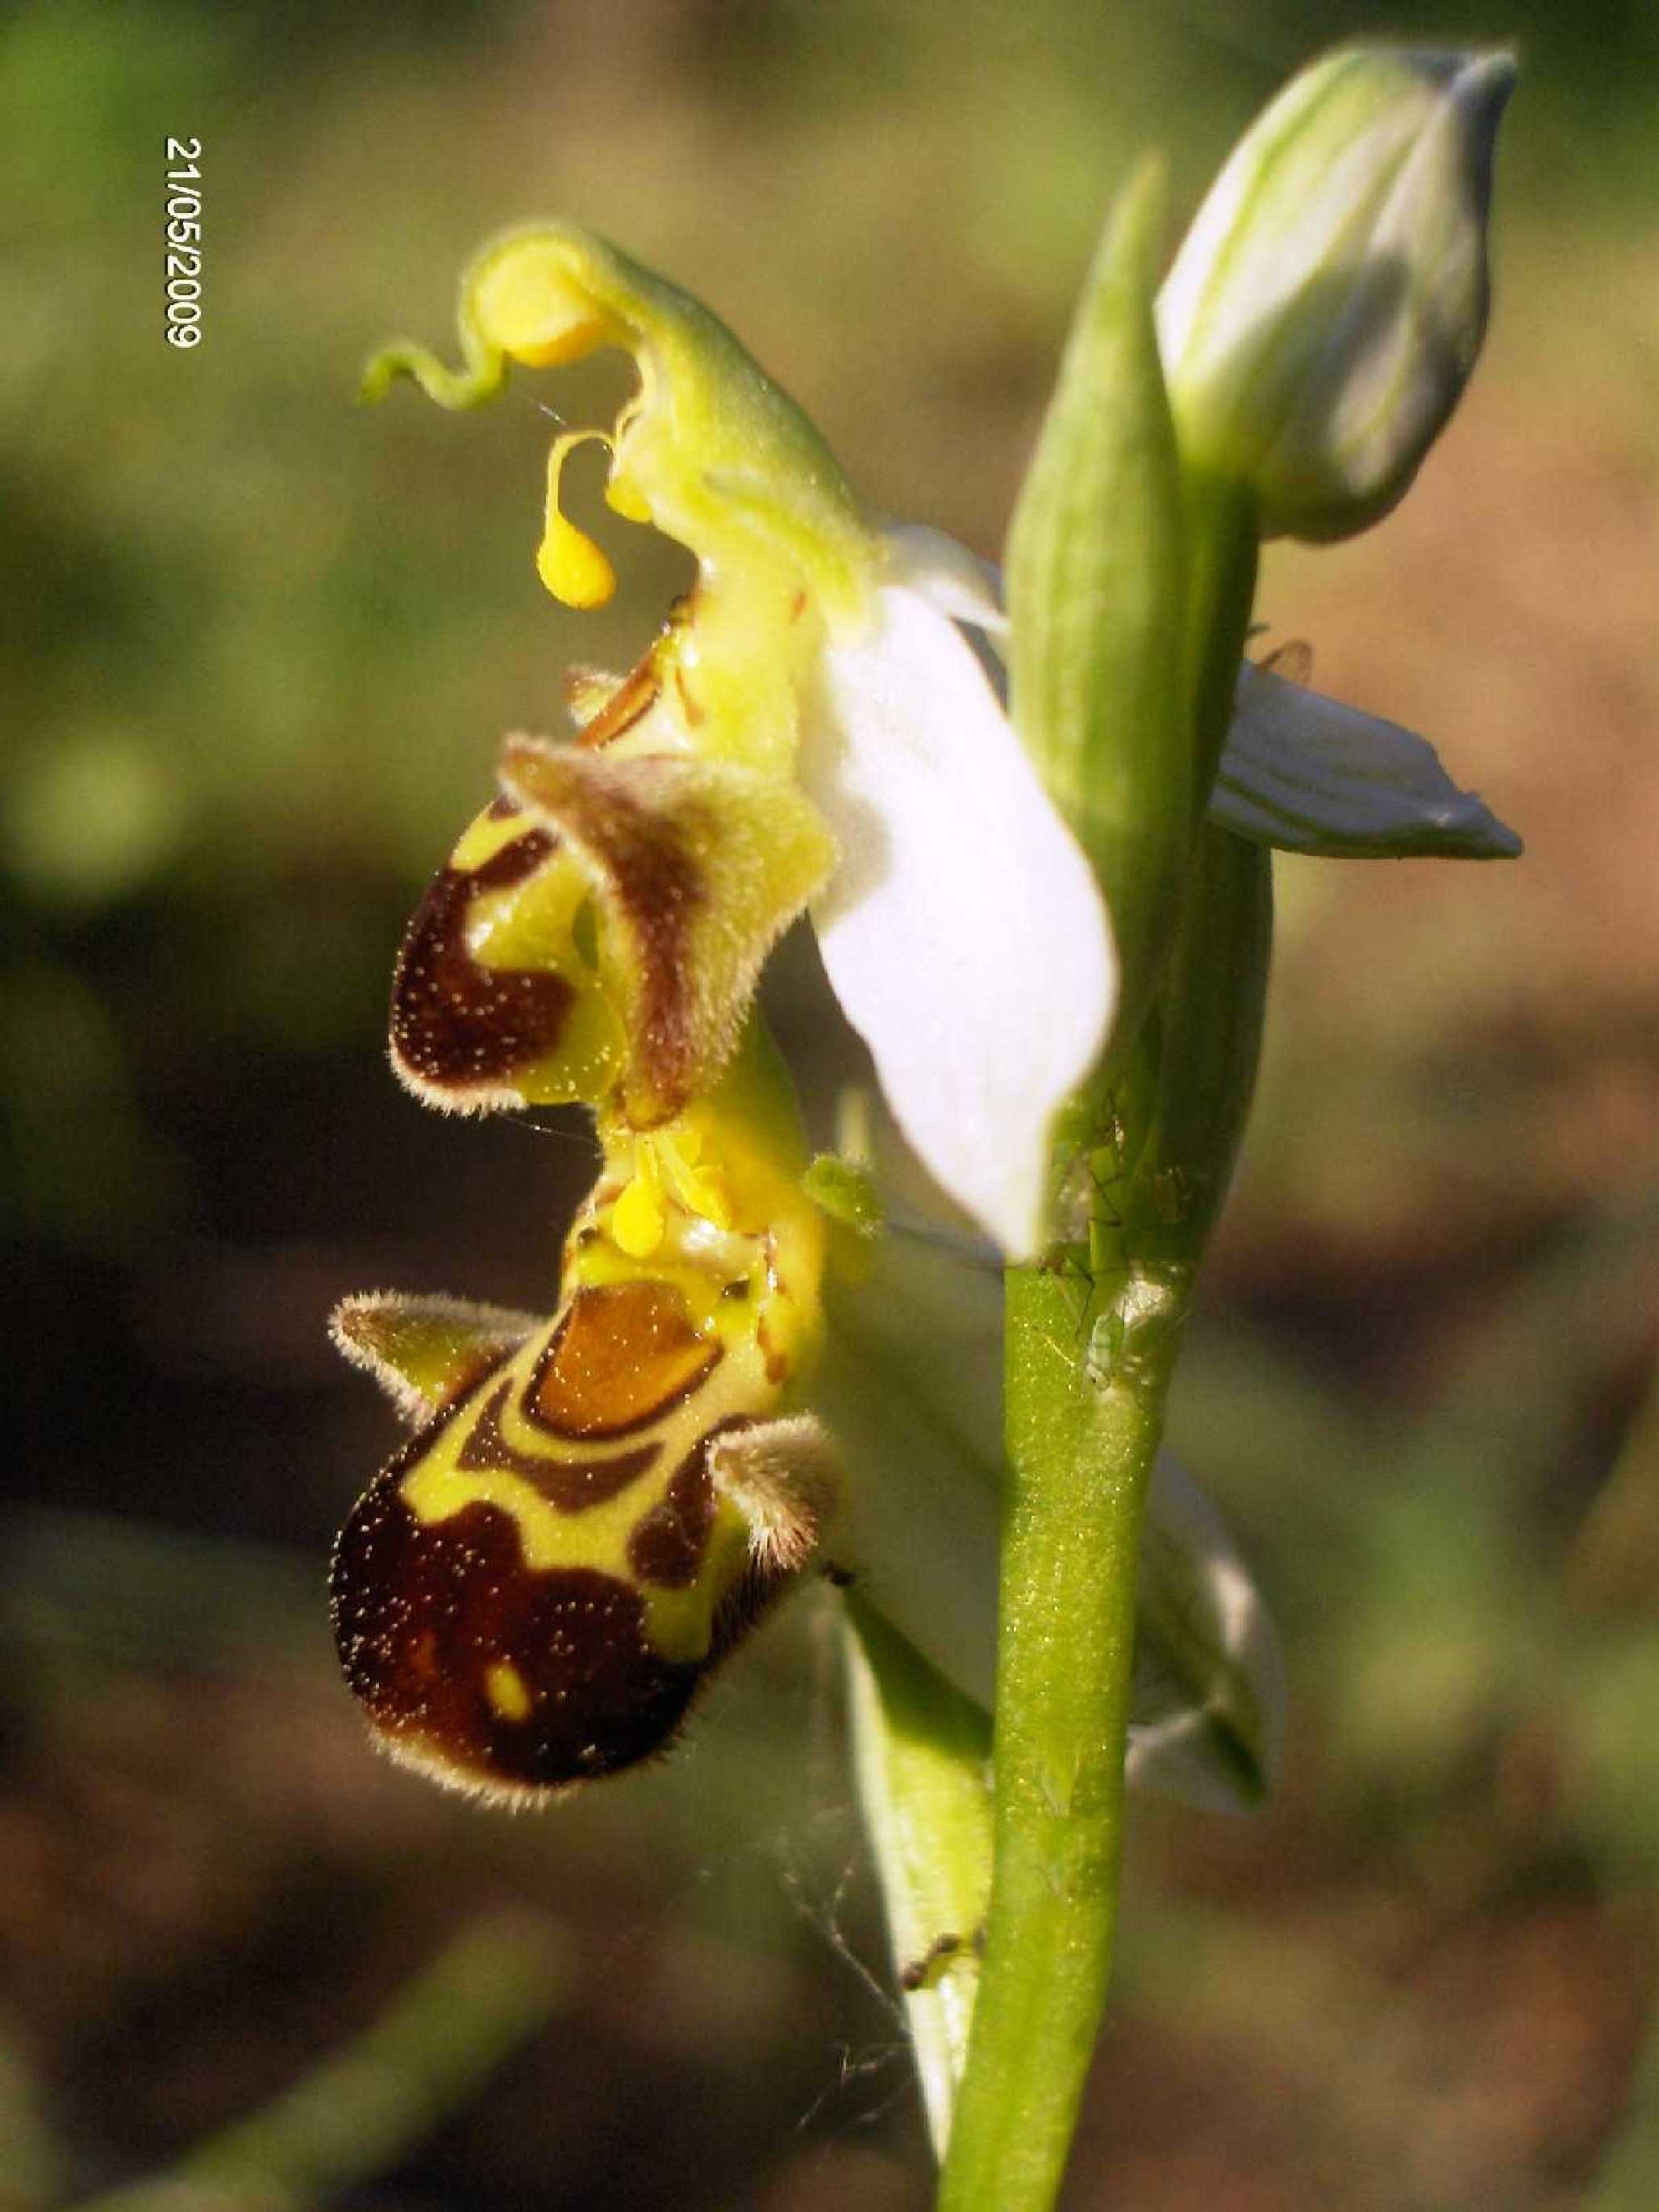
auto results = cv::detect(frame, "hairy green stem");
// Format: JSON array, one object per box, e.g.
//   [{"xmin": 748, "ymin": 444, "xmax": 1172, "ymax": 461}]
[{"xmin": 937, "ymin": 1258, "xmax": 1191, "ymax": 2210}]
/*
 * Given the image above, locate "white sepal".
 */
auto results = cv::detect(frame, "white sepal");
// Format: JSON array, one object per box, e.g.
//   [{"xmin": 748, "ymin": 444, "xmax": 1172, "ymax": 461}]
[
  {"xmin": 1127, "ymin": 1454, "xmax": 1286, "ymax": 1812},
  {"xmin": 802, "ymin": 582, "xmax": 1117, "ymax": 1258},
  {"xmin": 1213, "ymin": 659, "xmax": 1522, "ymax": 858}
]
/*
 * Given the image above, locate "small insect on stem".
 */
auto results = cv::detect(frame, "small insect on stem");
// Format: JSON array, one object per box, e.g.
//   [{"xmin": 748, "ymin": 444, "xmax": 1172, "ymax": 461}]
[{"xmin": 900, "ymin": 1928, "xmax": 986, "ymax": 1993}]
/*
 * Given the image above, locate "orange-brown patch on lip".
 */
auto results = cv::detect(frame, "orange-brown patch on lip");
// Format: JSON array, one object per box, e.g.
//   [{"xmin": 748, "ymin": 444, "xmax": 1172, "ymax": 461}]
[
  {"xmin": 456, "ymin": 1379, "xmax": 661, "ymax": 1509},
  {"xmin": 331, "ymin": 1450, "xmax": 702, "ymax": 1793},
  {"xmin": 525, "ymin": 1280, "xmax": 719, "ymax": 1440},
  {"xmin": 390, "ymin": 831, "xmax": 575, "ymax": 1100}
]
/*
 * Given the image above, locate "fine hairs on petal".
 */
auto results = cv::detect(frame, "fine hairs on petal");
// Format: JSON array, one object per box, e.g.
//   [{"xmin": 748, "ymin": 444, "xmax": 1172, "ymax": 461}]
[{"xmin": 710, "ymin": 1415, "xmax": 843, "ymax": 1573}]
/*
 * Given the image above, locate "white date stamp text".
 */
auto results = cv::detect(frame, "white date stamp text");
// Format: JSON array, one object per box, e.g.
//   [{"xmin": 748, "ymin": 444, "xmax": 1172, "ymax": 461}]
[{"xmin": 165, "ymin": 138, "xmax": 202, "ymax": 349}]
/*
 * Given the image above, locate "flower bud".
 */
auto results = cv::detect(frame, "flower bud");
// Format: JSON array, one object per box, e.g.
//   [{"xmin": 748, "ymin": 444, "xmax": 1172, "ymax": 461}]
[{"xmin": 1157, "ymin": 46, "xmax": 1516, "ymax": 542}]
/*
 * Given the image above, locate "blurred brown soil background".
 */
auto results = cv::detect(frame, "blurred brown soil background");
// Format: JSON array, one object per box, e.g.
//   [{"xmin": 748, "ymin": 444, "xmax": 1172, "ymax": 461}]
[{"xmin": 3, "ymin": 2, "xmax": 1659, "ymax": 2206}]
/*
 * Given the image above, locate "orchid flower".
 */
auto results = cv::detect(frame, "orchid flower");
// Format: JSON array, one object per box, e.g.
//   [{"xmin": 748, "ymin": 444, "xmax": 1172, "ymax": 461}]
[
  {"xmin": 365, "ymin": 198, "xmax": 1515, "ymax": 1277},
  {"xmin": 332, "ymin": 83, "xmax": 1515, "ymax": 1793},
  {"xmin": 364, "ymin": 222, "xmax": 1114, "ymax": 1262}
]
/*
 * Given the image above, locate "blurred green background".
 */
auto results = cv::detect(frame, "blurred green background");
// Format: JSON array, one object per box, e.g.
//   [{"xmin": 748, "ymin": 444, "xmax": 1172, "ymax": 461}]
[{"xmin": 5, "ymin": 1, "xmax": 1659, "ymax": 2206}]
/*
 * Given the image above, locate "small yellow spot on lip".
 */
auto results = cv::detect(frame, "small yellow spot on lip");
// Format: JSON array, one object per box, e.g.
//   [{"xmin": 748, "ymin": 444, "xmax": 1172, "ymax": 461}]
[{"xmin": 485, "ymin": 1659, "xmax": 533, "ymax": 1722}]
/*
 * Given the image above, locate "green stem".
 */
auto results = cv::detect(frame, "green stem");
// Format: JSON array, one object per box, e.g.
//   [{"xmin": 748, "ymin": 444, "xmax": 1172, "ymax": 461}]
[
  {"xmin": 935, "ymin": 818, "xmax": 1261, "ymax": 2206},
  {"xmin": 937, "ymin": 1258, "xmax": 1190, "ymax": 2211},
  {"xmin": 1182, "ymin": 470, "xmax": 1259, "ymax": 811}
]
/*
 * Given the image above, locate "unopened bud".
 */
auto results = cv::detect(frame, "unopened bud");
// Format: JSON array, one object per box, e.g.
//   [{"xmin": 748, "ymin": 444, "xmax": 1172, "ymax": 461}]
[{"xmin": 1157, "ymin": 47, "xmax": 1516, "ymax": 542}]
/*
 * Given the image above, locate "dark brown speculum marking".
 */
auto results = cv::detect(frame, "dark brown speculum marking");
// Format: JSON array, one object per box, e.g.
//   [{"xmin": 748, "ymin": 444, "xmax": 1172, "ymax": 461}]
[
  {"xmin": 390, "ymin": 830, "xmax": 575, "ymax": 1096},
  {"xmin": 331, "ymin": 1450, "xmax": 702, "ymax": 1791},
  {"xmin": 627, "ymin": 1421, "xmax": 734, "ymax": 1588},
  {"xmin": 456, "ymin": 1379, "xmax": 661, "ymax": 1509},
  {"xmin": 526, "ymin": 1280, "xmax": 719, "ymax": 1440}
]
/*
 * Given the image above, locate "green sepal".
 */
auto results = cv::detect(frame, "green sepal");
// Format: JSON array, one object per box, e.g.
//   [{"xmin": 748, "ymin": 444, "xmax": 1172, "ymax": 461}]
[
  {"xmin": 1006, "ymin": 159, "xmax": 1189, "ymax": 1062},
  {"xmin": 329, "ymin": 1292, "xmax": 540, "ymax": 1425}
]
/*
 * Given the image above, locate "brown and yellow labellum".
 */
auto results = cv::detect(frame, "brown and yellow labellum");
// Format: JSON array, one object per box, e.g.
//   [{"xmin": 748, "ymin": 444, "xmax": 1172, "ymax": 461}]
[
  {"xmin": 389, "ymin": 796, "xmax": 624, "ymax": 1116},
  {"xmin": 331, "ymin": 1422, "xmax": 714, "ymax": 1797},
  {"xmin": 328, "ymin": 1276, "xmax": 829, "ymax": 1803}
]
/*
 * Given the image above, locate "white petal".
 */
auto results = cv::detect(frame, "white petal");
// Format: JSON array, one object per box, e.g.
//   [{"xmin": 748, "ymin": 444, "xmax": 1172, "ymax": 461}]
[
  {"xmin": 1211, "ymin": 660, "xmax": 1523, "ymax": 858},
  {"xmin": 802, "ymin": 582, "xmax": 1116, "ymax": 1255}
]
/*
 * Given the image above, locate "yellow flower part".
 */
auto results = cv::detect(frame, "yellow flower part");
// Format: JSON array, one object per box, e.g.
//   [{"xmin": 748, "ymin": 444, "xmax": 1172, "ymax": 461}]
[{"xmin": 364, "ymin": 221, "xmax": 874, "ymax": 773}]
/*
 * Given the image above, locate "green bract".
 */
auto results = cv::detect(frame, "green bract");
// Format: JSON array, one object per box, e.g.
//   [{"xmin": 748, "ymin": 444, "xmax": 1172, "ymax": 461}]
[{"xmin": 1007, "ymin": 163, "xmax": 1190, "ymax": 1061}]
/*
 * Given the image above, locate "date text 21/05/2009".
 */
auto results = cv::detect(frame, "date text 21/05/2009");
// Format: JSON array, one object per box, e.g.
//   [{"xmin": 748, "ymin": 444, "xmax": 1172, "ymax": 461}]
[{"xmin": 165, "ymin": 136, "xmax": 202, "ymax": 351}]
